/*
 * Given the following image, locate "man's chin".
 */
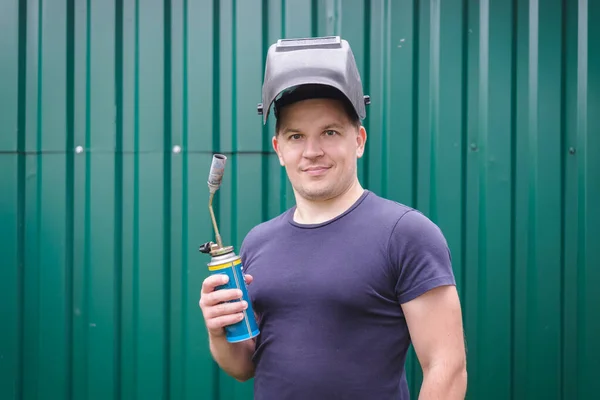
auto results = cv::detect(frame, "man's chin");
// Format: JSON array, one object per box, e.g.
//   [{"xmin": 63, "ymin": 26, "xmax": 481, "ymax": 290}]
[{"xmin": 294, "ymin": 184, "xmax": 338, "ymax": 201}]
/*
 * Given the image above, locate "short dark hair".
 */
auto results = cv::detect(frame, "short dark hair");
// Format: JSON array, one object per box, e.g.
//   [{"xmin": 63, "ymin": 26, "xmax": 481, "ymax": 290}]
[{"xmin": 273, "ymin": 84, "xmax": 360, "ymax": 134}]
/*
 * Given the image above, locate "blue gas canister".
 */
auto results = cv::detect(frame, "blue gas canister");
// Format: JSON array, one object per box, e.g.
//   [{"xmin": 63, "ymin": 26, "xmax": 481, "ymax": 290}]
[
  {"xmin": 200, "ymin": 154, "xmax": 260, "ymax": 343},
  {"xmin": 200, "ymin": 245, "xmax": 260, "ymax": 342}
]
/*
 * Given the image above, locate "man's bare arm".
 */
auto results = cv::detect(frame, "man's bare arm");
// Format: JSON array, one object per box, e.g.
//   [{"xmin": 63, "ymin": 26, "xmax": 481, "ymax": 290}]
[
  {"xmin": 208, "ymin": 334, "xmax": 256, "ymax": 382},
  {"xmin": 402, "ymin": 285, "xmax": 467, "ymax": 399}
]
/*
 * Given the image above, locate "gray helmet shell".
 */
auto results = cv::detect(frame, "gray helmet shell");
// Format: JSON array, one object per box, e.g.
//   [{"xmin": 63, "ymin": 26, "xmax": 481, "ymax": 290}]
[{"xmin": 257, "ymin": 36, "xmax": 370, "ymax": 125}]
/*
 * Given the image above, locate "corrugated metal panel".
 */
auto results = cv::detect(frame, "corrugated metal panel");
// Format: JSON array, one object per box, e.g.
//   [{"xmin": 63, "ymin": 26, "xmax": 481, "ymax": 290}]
[{"xmin": 1, "ymin": 1, "xmax": 598, "ymax": 399}]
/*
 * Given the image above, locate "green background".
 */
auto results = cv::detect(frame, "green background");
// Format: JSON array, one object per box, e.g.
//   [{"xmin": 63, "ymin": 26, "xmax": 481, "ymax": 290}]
[{"xmin": 1, "ymin": 0, "xmax": 599, "ymax": 399}]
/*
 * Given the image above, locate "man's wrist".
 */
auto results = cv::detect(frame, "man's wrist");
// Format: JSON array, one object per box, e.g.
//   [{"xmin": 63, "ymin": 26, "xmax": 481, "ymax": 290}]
[{"xmin": 208, "ymin": 330, "xmax": 229, "ymax": 350}]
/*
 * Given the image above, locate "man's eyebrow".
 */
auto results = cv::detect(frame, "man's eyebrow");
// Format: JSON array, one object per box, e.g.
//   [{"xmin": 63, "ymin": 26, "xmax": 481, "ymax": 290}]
[
  {"xmin": 282, "ymin": 127, "xmax": 301, "ymax": 135},
  {"xmin": 321, "ymin": 123, "xmax": 345, "ymax": 131},
  {"xmin": 282, "ymin": 123, "xmax": 344, "ymax": 134}
]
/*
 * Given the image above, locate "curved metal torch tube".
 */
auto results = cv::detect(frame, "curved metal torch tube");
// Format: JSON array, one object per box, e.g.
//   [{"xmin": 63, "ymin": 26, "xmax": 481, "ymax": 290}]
[
  {"xmin": 207, "ymin": 154, "xmax": 227, "ymax": 249},
  {"xmin": 209, "ymin": 192, "xmax": 223, "ymax": 248}
]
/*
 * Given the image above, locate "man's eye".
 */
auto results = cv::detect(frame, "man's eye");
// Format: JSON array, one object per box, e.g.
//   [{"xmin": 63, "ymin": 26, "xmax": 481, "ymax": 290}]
[
  {"xmin": 324, "ymin": 130, "xmax": 338, "ymax": 136},
  {"xmin": 290, "ymin": 134, "xmax": 302, "ymax": 140}
]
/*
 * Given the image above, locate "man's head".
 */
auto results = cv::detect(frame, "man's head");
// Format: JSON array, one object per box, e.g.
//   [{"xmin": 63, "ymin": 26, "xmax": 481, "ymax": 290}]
[
  {"xmin": 257, "ymin": 36, "xmax": 370, "ymax": 202},
  {"xmin": 271, "ymin": 84, "xmax": 367, "ymax": 202}
]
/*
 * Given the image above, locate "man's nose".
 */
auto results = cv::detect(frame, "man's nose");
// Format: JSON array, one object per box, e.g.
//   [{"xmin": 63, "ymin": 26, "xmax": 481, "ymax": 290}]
[{"xmin": 302, "ymin": 136, "xmax": 324, "ymax": 158}]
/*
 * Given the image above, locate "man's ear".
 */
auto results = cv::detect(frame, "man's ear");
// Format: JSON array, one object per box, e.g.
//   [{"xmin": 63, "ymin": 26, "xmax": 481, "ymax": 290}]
[
  {"xmin": 272, "ymin": 135, "xmax": 285, "ymax": 166},
  {"xmin": 356, "ymin": 126, "xmax": 367, "ymax": 158}
]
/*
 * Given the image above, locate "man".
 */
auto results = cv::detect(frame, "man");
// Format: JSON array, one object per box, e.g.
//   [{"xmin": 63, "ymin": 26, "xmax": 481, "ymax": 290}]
[{"xmin": 199, "ymin": 36, "xmax": 467, "ymax": 399}]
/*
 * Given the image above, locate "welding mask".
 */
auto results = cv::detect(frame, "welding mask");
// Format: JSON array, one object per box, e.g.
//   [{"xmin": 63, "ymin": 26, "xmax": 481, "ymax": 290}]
[{"xmin": 257, "ymin": 36, "xmax": 370, "ymax": 125}]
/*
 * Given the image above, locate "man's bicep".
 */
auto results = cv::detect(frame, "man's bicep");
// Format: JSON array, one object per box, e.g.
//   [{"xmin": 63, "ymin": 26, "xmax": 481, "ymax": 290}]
[{"xmin": 401, "ymin": 285, "xmax": 466, "ymax": 371}]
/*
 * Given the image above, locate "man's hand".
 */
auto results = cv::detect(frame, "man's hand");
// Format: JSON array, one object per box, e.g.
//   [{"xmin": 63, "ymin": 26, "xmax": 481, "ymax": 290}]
[
  {"xmin": 198, "ymin": 273, "xmax": 257, "ymax": 382},
  {"xmin": 402, "ymin": 285, "xmax": 467, "ymax": 399},
  {"xmin": 199, "ymin": 273, "xmax": 253, "ymax": 338}
]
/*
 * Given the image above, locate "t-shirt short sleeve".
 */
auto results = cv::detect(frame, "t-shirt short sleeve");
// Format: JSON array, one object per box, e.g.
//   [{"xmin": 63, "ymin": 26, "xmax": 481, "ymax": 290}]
[{"xmin": 388, "ymin": 210, "xmax": 456, "ymax": 304}]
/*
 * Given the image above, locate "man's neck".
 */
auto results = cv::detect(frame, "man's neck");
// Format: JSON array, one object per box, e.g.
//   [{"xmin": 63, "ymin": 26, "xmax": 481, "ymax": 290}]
[{"xmin": 293, "ymin": 180, "xmax": 365, "ymax": 225}]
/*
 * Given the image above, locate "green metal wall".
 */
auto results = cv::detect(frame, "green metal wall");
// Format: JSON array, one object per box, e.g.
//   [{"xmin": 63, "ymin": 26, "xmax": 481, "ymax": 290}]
[{"xmin": 1, "ymin": 0, "xmax": 598, "ymax": 399}]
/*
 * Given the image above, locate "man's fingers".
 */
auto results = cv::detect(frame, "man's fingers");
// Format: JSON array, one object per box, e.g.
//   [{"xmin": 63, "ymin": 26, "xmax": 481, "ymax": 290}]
[
  {"xmin": 198, "ymin": 272, "xmax": 255, "ymax": 336},
  {"xmin": 201, "ymin": 273, "xmax": 253, "ymax": 298},
  {"xmin": 203, "ymin": 299, "xmax": 248, "ymax": 320},
  {"xmin": 200, "ymin": 288, "xmax": 243, "ymax": 308},
  {"xmin": 201, "ymin": 274, "xmax": 228, "ymax": 294},
  {"xmin": 205, "ymin": 313, "xmax": 246, "ymax": 332}
]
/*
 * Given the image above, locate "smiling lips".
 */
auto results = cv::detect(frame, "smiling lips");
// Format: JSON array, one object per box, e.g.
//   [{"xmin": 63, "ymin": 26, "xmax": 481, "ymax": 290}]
[{"xmin": 302, "ymin": 166, "xmax": 331, "ymax": 176}]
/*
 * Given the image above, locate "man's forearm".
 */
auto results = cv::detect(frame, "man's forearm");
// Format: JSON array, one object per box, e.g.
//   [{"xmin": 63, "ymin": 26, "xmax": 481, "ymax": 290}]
[
  {"xmin": 209, "ymin": 334, "xmax": 256, "ymax": 382},
  {"xmin": 418, "ymin": 362, "xmax": 467, "ymax": 400}
]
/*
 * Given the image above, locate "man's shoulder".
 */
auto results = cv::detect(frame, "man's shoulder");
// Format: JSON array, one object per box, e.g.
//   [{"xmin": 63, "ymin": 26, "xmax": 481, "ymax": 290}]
[
  {"xmin": 239, "ymin": 208, "xmax": 291, "ymax": 256},
  {"xmin": 362, "ymin": 191, "xmax": 448, "ymax": 251},
  {"xmin": 245, "ymin": 209, "xmax": 290, "ymax": 239},
  {"xmin": 361, "ymin": 191, "xmax": 417, "ymax": 226},
  {"xmin": 364, "ymin": 190, "xmax": 412, "ymax": 212}
]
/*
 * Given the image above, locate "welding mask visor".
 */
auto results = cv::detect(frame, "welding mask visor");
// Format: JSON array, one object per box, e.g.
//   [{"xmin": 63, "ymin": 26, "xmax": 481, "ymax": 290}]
[{"xmin": 257, "ymin": 36, "xmax": 370, "ymax": 125}]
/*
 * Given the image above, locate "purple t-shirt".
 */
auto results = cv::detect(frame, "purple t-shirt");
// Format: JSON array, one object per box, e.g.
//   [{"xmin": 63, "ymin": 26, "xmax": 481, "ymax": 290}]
[{"xmin": 240, "ymin": 190, "xmax": 456, "ymax": 399}]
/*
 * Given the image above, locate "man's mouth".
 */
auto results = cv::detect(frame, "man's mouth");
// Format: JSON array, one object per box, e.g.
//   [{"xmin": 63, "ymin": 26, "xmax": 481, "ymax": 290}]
[{"xmin": 302, "ymin": 166, "xmax": 331, "ymax": 176}]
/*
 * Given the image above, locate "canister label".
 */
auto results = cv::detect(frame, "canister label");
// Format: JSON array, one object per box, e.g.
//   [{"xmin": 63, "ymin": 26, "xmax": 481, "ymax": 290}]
[{"xmin": 209, "ymin": 258, "xmax": 260, "ymax": 342}]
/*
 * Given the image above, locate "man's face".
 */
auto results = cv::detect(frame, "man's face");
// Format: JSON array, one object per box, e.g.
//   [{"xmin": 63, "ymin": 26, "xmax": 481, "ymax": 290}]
[{"xmin": 272, "ymin": 97, "xmax": 367, "ymax": 202}]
